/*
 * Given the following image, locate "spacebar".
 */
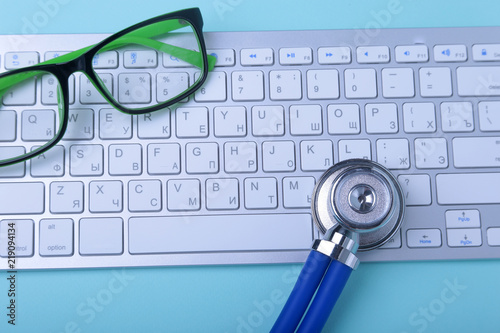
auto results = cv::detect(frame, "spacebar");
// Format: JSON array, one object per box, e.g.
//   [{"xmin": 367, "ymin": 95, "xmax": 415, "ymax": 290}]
[
  {"xmin": 129, "ymin": 214, "xmax": 313, "ymax": 254},
  {"xmin": 436, "ymin": 173, "xmax": 500, "ymax": 204}
]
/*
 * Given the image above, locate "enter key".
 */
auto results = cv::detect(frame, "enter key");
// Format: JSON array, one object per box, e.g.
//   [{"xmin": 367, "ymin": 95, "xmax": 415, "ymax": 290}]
[{"xmin": 453, "ymin": 137, "xmax": 500, "ymax": 168}]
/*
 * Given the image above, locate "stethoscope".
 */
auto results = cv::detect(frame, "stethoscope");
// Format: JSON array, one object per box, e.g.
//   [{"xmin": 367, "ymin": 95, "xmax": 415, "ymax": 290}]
[{"xmin": 271, "ymin": 159, "xmax": 406, "ymax": 333}]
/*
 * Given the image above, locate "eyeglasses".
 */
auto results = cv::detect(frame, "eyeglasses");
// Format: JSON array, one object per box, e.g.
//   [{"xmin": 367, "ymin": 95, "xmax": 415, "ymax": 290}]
[{"xmin": 0, "ymin": 7, "xmax": 215, "ymax": 167}]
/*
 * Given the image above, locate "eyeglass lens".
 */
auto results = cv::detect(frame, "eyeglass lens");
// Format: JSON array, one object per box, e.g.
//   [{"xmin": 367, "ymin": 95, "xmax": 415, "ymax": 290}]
[{"xmin": 91, "ymin": 18, "xmax": 205, "ymax": 111}]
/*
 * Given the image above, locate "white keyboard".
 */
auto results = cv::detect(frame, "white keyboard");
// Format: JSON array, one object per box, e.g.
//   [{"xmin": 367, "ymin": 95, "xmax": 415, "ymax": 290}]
[{"xmin": 1, "ymin": 27, "xmax": 500, "ymax": 270}]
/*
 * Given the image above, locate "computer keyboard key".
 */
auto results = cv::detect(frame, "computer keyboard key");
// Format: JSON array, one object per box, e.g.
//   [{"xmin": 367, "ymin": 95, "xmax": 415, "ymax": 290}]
[
  {"xmin": 194, "ymin": 72, "xmax": 227, "ymax": 102},
  {"xmin": 69, "ymin": 144, "xmax": 104, "ymax": 176},
  {"xmin": 205, "ymin": 178, "xmax": 239, "ymax": 210},
  {"xmin": 318, "ymin": 47, "xmax": 351, "ymax": 64},
  {"xmin": 262, "ymin": 141, "xmax": 296, "ymax": 172},
  {"xmin": 306, "ymin": 69, "xmax": 340, "ymax": 100},
  {"xmin": 472, "ymin": 44, "xmax": 500, "ymax": 61},
  {"xmin": 99, "ymin": 108, "xmax": 133, "ymax": 139},
  {"xmin": 433, "ymin": 45, "xmax": 467, "ymax": 62},
  {"xmin": 344, "ymin": 69, "xmax": 377, "ymax": 98},
  {"xmin": 108, "ymin": 144, "xmax": 143, "ymax": 175},
  {"xmin": 441, "ymin": 102, "xmax": 474, "ymax": 132},
  {"xmin": 4, "ymin": 51, "xmax": 39, "ymax": 69},
  {"xmin": 478, "ymin": 101, "xmax": 500, "ymax": 131},
  {"xmin": 283, "ymin": 177, "xmax": 315, "ymax": 208},
  {"xmin": 407, "ymin": 229, "xmax": 442, "ymax": 248},
  {"xmin": 419, "ymin": 67, "xmax": 452, "ymax": 97},
  {"xmin": 128, "ymin": 180, "xmax": 162, "ymax": 212},
  {"xmin": 487, "ymin": 228, "xmax": 500, "ymax": 246},
  {"xmin": 44, "ymin": 51, "xmax": 69, "ymax": 61},
  {"xmin": 207, "ymin": 49, "xmax": 235, "ymax": 67},
  {"xmin": 39, "ymin": 218, "xmax": 73, "ymax": 256},
  {"xmin": 338, "ymin": 140, "xmax": 371, "ymax": 162},
  {"xmin": 447, "ymin": 229, "xmax": 482, "ymax": 247},
  {"xmin": 92, "ymin": 51, "xmax": 118, "ymax": 69},
  {"xmin": 0, "ymin": 219, "xmax": 34, "ymax": 257},
  {"xmin": 0, "ymin": 147, "xmax": 26, "ymax": 178},
  {"xmin": 0, "ymin": 111, "xmax": 16, "ymax": 142},
  {"xmin": 452, "ymin": 137, "xmax": 500, "ymax": 168},
  {"xmin": 30, "ymin": 145, "xmax": 65, "ymax": 177},
  {"xmin": 118, "ymin": 73, "xmax": 152, "ymax": 104},
  {"xmin": 63, "ymin": 109, "xmax": 94, "ymax": 140},
  {"xmin": 223, "ymin": 141, "xmax": 258, "ymax": 173},
  {"xmin": 252, "ymin": 105, "xmax": 285, "ymax": 136},
  {"xmin": 0, "ymin": 183, "xmax": 44, "ymax": 214},
  {"xmin": 402, "ymin": 102, "xmax": 436, "ymax": 133},
  {"xmin": 80, "ymin": 74, "xmax": 113, "ymax": 104},
  {"xmin": 244, "ymin": 177, "xmax": 278, "ymax": 209},
  {"xmin": 147, "ymin": 143, "xmax": 181, "ymax": 175},
  {"xmin": 128, "ymin": 214, "xmax": 313, "ymax": 254},
  {"xmin": 79, "ymin": 218, "xmax": 123, "ymax": 255},
  {"xmin": 231, "ymin": 71, "xmax": 264, "ymax": 101},
  {"xmin": 166, "ymin": 179, "xmax": 201, "ymax": 211},
  {"xmin": 289, "ymin": 104, "xmax": 323, "ymax": 135},
  {"xmin": 414, "ymin": 138, "xmax": 448, "ymax": 169},
  {"xmin": 137, "ymin": 109, "xmax": 171, "ymax": 139},
  {"xmin": 89, "ymin": 180, "xmax": 123, "ymax": 213},
  {"xmin": 397, "ymin": 174, "xmax": 432, "ymax": 206},
  {"xmin": 279, "ymin": 47, "xmax": 312, "ymax": 65},
  {"xmin": 270, "ymin": 70, "xmax": 302, "ymax": 100},
  {"xmin": 436, "ymin": 173, "xmax": 500, "ymax": 204},
  {"xmin": 186, "ymin": 142, "xmax": 219, "ymax": 174},
  {"xmin": 395, "ymin": 45, "xmax": 429, "ymax": 63},
  {"xmin": 42, "ymin": 74, "xmax": 75, "ymax": 105},
  {"xmin": 356, "ymin": 46, "xmax": 390, "ymax": 64},
  {"xmin": 241, "ymin": 48, "xmax": 273, "ymax": 66},
  {"xmin": 214, "ymin": 106, "xmax": 247, "ymax": 137},
  {"xmin": 123, "ymin": 50, "xmax": 157, "ymax": 68},
  {"xmin": 327, "ymin": 104, "xmax": 361, "ymax": 134},
  {"xmin": 457, "ymin": 66, "xmax": 500, "ymax": 96},
  {"xmin": 300, "ymin": 140, "xmax": 334, "ymax": 171},
  {"xmin": 49, "ymin": 181, "xmax": 84, "ymax": 213},
  {"xmin": 381, "ymin": 68, "xmax": 415, "ymax": 98},
  {"xmin": 376, "ymin": 139, "xmax": 410, "ymax": 170},
  {"xmin": 1, "ymin": 77, "xmax": 36, "ymax": 106},
  {"xmin": 365, "ymin": 103, "xmax": 398, "ymax": 134},
  {"xmin": 175, "ymin": 107, "xmax": 209, "ymax": 138},
  {"xmin": 21, "ymin": 109, "xmax": 56, "ymax": 141},
  {"xmin": 156, "ymin": 72, "xmax": 189, "ymax": 104},
  {"xmin": 445, "ymin": 209, "xmax": 481, "ymax": 228}
]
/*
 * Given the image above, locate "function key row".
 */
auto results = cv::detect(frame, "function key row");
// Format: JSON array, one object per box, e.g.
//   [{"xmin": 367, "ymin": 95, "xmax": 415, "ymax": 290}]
[
  {"xmin": 3, "ymin": 43, "xmax": 500, "ymax": 71},
  {"xmin": 1, "ymin": 49, "xmax": 235, "ymax": 70},
  {"xmin": 237, "ymin": 43, "xmax": 500, "ymax": 67}
]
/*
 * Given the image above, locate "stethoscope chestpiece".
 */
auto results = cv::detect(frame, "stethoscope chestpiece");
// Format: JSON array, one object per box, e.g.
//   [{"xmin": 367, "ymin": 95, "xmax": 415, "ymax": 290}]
[{"xmin": 311, "ymin": 159, "xmax": 405, "ymax": 251}]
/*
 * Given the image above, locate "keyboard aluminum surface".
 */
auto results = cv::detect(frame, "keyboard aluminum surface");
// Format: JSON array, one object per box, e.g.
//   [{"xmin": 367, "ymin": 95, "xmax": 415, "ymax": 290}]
[{"xmin": 0, "ymin": 27, "xmax": 500, "ymax": 270}]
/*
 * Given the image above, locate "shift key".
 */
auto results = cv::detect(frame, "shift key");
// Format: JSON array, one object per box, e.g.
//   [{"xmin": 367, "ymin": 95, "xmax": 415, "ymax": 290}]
[{"xmin": 0, "ymin": 182, "xmax": 45, "ymax": 214}]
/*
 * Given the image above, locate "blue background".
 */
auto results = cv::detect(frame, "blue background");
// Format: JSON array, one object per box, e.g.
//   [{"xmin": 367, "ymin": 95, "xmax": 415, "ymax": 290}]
[{"xmin": 1, "ymin": 0, "xmax": 500, "ymax": 332}]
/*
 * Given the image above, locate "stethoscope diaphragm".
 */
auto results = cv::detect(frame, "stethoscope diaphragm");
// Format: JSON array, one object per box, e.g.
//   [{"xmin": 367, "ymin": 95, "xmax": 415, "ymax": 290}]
[{"xmin": 311, "ymin": 159, "xmax": 405, "ymax": 251}]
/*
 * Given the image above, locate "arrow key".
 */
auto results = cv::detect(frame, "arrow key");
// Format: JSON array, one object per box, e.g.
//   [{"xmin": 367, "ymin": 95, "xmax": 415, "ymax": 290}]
[
  {"xmin": 447, "ymin": 228, "xmax": 482, "ymax": 247},
  {"xmin": 445, "ymin": 209, "xmax": 480, "ymax": 228},
  {"xmin": 407, "ymin": 229, "xmax": 442, "ymax": 248}
]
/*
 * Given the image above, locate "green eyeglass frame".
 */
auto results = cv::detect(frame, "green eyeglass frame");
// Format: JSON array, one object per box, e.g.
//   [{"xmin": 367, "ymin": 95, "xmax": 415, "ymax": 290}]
[{"xmin": 0, "ymin": 7, "xmax": 216, "ymax": 167}]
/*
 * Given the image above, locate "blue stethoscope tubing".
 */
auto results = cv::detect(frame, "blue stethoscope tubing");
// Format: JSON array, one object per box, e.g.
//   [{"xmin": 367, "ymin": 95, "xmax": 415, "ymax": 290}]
[
  {"xmin": 270, "ymin": 250, "xmax": 352, "ymax": 333},
  {"xmin": 271, "ymin": 159, "xmax": 405, "ymax": 332}
]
